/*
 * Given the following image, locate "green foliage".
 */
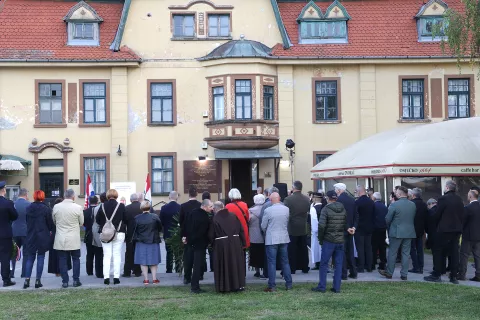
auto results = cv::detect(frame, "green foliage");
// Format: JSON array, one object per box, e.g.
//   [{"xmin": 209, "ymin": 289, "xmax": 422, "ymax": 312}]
[
  {"xmin": 440, "ymin": 0, "xmax": 480, "ymax": 77},
  {"xmin": 165, "ymin": 214, "xmax": 184, "ymax": 275}
]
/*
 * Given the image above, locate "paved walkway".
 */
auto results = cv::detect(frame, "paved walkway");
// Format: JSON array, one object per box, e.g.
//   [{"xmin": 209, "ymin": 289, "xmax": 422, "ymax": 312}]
[{"xmin": 2, "ymin": 243, "xmax": 479, "ymax": 291}]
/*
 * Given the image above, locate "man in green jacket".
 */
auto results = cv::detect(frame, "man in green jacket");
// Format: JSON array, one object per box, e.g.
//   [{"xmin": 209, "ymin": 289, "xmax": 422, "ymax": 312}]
[
  {"xmin": 379, "ymin": 186, "xmax": 416, "ymax": 280},
  {"xmin": 312, "ymin": 191, "xmax": 350, "ymax": 293}
]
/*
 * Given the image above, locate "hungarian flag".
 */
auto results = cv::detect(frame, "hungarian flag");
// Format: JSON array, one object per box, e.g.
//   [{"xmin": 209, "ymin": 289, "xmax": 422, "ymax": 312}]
[
  {"xmin": 144, "ymin": 173, "xmax": 151, "ymax": 202},
  {"xmin": 84, "ymin": 174, "xmax": 95, "ymax": 209}
]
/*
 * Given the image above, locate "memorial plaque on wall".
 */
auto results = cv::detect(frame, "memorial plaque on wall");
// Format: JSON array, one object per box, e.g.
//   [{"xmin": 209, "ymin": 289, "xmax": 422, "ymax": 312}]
[{"xmin": 183, "ymin": 160, "xmax": 220, "ymax": 193}]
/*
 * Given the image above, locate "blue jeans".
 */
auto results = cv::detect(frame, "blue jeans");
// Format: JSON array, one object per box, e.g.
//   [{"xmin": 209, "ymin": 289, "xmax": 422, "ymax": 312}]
[
  {"xmin": 317, "ymin": 241, "xmax": 344, "ymax": 292},
  {"xmin": 58, "ymin": 250, "xmax": 81, "ymax": 283},
  {"xmin": 410, "ymin": 236, "xmax": 424, "ymax": 271},
  {"xmin": 24, "ymin": 253, "xmax": 45, "ymax": 279},
  {"xmin": 266, "ymin": 244, "xmax": 292, "ymax": 289}
]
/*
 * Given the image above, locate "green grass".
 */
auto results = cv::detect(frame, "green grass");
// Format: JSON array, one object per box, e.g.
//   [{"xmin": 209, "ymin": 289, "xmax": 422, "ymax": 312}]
[{"xmin": 0, "ymin": 283, "xmax": 479, "ymax": 320}]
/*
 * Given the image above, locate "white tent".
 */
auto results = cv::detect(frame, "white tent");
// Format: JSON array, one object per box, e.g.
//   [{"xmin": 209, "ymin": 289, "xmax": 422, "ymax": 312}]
[
  {"xmin": 0, "ymin": 160, "xmax": 25, "ymax": 171},
  {"xmin": 311, "ymin": 117, "xmax": 480, "ymax": 180}
]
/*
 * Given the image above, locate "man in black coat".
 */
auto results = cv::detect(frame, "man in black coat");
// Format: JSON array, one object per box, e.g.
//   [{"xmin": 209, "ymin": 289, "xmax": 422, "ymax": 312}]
[
  {"xmin": 180, "ymin": 186, "xmax": 201, "ymax": 284},
  {"xmin": 83, "ymin": 196, "xmax": 102, "ymax": 277},
  {"xmin": 183, "ymin": 199, "xmax": 213, "ymax": 294},
  {"xmin": 123, "ymin": 193, "xmax": 142, "ymax": 277},
  {"xmin": 354, "ymin": 185, "xmax": 375, "ymax": 273},
  {"xmin": 335, "ymin": 183, "xmax": 358, "ymax": 280},
  {"xmin": 425, "ymin": 180, "xmax": 464, "ymax": 284},
  {"xmin": 0, "ymin": 181, "xmax": 18, "ymax": 287},
  {"xmin": 409, "ymin": 188, "xmax": 429, "ymax": 274},
  {"xmin": 458, "ymin": 190, "xmax": 480, "ymax": 282},
  {"xmin": 371, "ymin": 192, "xmax": 387, "ymax": 271},
  {"xmin": 160, "ymin": 191, "xmax": 181, "ymax": 273}
]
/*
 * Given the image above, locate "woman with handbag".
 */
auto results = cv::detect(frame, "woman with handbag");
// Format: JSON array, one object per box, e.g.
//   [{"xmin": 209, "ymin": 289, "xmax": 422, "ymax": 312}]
[
  {"xmin": 133, "ymin": 201, "xmax": 162, "ymax": 285},
  {"xmin": 96, "ymin": 189, "xmax": 127, "ymax": 285},
  {"xmin": 23, "ymin": 190, "xmax": 54, "ymax": 289}
]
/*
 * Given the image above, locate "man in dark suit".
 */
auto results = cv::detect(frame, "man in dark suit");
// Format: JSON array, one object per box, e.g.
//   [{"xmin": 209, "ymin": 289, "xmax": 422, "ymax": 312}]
[
  {"xmin": 11, "ymin": 188, "xmax": 29, "ymax": 279},
  {"xmin": 371, "ymin": 192, "xmax": 387, "ymax": 271},
  {"xmin": 180, "ymin": 185, "xmax": 201, "ymax": 284},
  {"xmin": 425, "ymin": 180, "xmax": 464, "ymax": 284},
  {"xmin": 354, "ymin": 185, "xmax": 375, "ymax": 273},
  {"xmin": 160, "ymin": 191, "xmax": 181, "ymax": 273},
  {"xmin": 335, "ymin": 183, "xmax": 358, "ymax": 280},
  {"xmin": 183, "ymin": 199, "xmax": 212, "ymax": 294},
  {"xmin": 0, "ymin": 181, "xmax": 18, "ymax": 287},
  {"xmin": 123, "ymin": 193, "xmax": 142, "ymax": 277},
  {"xmin": 83, "ymin": 196, "xmax": 102, "ymax": 277},
  {"xmin": 409, "ymin": 188, "xmax": 429, "ymax": 274},
  {"xmin": 458, "ymin": 190, "xmax": 480, "ymax": 282}
]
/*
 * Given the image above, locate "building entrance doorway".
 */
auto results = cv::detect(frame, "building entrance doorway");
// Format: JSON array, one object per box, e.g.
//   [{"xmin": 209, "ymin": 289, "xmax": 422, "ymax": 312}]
[
  {"xmin": 40, "ymin": 173, "xmax": 64, "ymax": 208},
  {"xmin": 230, "ymin": 160, "xmax": 255, "ymax": 207}
]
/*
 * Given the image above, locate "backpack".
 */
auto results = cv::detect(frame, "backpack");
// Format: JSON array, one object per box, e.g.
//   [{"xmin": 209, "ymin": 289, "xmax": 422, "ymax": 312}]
[{"xmin": 100, "ymin": 203, "xmax": 121, "ymax": 243}]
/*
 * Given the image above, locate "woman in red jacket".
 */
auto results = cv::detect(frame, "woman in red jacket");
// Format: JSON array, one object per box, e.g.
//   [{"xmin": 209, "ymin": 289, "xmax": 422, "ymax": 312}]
[{"xmin": 225, "ymin": 188, "xmax": 250, "ymax": 249}]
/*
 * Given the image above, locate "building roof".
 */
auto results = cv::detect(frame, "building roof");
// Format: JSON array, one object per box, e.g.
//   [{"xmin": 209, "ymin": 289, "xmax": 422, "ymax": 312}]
[
  {"xmin": 0, "ymin": 0, "xmax": 140, "ymax": 62},
  {"xmin": 310, "ymin": 117, "xmax": 480, "ymax": 179},
  {"xmin": 272, "ymin": 0, "xmax": 465, "ymax": 59},
  {"xmin": 198, "ymin": 37, "xmax": 272, "ymax": 61}
]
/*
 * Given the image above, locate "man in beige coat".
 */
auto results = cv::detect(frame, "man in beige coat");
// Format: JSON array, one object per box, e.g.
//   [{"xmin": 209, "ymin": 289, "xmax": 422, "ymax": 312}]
[{"xmin": 53, "ymin": 189, "xmax": 84, "ymax": 288}]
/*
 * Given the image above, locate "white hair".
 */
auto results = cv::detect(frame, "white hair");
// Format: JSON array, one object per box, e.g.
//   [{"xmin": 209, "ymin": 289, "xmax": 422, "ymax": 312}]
[
  {"xmin": 228, "ymin": 188, "xmax": 242, "ymax": 200},
  {"xmin": 334, "ymin": 183, "xmax": 346, "ymax": 191},
  {"xmin": 169, "ymin": 191, "xmax": 179, "ymax": 200},
  {"xmin": 137, "ymin": 192, "xmax": 144, "ymax": 202},
  {"xmin": 254, "ymin": 194, "xmax": 265, "ymax": 205},
  {"xmin": 130, "ymin": 193, "xmax": 139, "ymax": 202},
  {"xmin": 373, "ymin": 192, "xmax": 382, "ymax": 201}
]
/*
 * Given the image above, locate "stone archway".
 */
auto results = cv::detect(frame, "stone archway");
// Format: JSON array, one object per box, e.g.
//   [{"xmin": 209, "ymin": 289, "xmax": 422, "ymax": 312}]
[{"xmin": 28, "ymin": 141, "xmax": 73, "ymax": 191}]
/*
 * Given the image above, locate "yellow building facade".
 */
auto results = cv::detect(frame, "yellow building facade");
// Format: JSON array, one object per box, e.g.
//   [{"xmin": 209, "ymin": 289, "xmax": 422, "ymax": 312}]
[{"xmin": 0, "ymin": 0, "xmax": 477, "ymax": 206}]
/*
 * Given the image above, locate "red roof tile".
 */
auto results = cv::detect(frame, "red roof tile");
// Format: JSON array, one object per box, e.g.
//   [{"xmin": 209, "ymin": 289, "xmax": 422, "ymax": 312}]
[
  {"xmin": 0, "ymin": 0, "xmax": 139, "ymax": 61},
  {"xmin": 273, "ymin": 0, "xmax": 464, "ymax": 58}
]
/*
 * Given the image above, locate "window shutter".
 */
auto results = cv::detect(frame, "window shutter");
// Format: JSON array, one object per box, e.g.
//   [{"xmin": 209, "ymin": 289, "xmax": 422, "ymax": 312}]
[{"xmin": 430, "ymin": 78, "xmax": 443, "ymax": 118}]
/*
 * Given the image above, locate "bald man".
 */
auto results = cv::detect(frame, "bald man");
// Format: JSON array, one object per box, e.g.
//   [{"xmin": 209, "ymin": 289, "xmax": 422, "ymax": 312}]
[{"xmin": 261, "ymin": 192, "xmax": 293, "ymax": 292}]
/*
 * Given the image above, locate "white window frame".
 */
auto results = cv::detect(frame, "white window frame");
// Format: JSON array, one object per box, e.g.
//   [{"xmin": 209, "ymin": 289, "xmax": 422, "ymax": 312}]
[
  {"xmin": 67, "ymin": 22, "xmax": 100, "ymax": 46},
  {"xmin": 417, "ymin": 17, "xmax": 447, "ymax": 42}
]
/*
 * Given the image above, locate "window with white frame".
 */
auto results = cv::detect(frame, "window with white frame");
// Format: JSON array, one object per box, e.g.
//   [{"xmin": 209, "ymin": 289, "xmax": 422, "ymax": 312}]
[
  {"xmin": 151, "ymin": 83, "xmax": 174, "ymax": 123},
  {"xmin": 84, "ymin": 157, "xmax": 106, "ymax": 194},
  {"xmin": 213, "ymin": 87, "xmax": 224, "ymax": 121},
  {"xmin": 402, "ymin": 79, "xmax": 424, "ymax": 119},
  {"xmin": 151, "ymin": 156, "xmax": 174, "ymax": 194},
  {"xmin": 39, "ymin": 83, "xmax": 63, "ymax": 124},
  {"xmin": 83, "ymin": 83, "xmax": 106, "ymax": 124},
  {"xmin": 418, "ymin": 17, "xmax": 446, "ymax": 41},
  {"xmin": 67, "ymin": 22, "xmax": 99, "ymax": 46},
  {"xmin": 447, "ymin": 79, "xmax": 470, "ymax": 119},
  {"xmin": 208, "ymin": 14, "xmax": 230, "ymax": 37},
  {"xmin": 235, "ymin": 80, "xmax": 252, "ymax": 119},
  {"xmin": 173, "ymin": 15, "xmax": 195, "ymax": 38}
]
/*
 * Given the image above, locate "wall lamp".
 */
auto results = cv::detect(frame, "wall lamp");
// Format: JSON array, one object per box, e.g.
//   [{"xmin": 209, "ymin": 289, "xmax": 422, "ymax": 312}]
[
  {"xmin": 117, "ymin": 145, "xmax": 122, "ymax": 156},
  {"xmin": 198, "ymin": 156, "xmax": 207, "ymax": 161}
]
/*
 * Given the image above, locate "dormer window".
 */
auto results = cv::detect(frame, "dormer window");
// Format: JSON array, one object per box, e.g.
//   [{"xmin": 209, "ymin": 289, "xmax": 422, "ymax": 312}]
[
  {"xmin": 415, "ymin": 0, "xmax": 448, "ymax": 42},
  {"xmin": 297, "ymin": 1, "xmax": 350, "ymax": 44},
  {"xmin": 63, "ymin": 1, "xmax": 103, "ymax": 46}
]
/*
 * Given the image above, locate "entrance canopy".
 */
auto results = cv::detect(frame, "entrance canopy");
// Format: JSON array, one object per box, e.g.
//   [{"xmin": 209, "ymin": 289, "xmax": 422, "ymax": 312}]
[
  {"xmin": 215, "ymin": 149, "xmax": 282, "ymax": 159},
  {"xmin": 311, "ymin": 117, "xmax": 480, "ymax": 179}
]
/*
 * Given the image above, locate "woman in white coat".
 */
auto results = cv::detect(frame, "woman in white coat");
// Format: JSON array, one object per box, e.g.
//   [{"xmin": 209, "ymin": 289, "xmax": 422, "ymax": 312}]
[{"xmin": 309, "ymin": 192, "xmax": 324, "ymax": 269}]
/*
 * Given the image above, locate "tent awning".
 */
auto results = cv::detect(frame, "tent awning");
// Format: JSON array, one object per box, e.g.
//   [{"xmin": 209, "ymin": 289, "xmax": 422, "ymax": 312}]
[
  {"xmin": 311, "ymin": 117, "xmax": 480, "ymax": 179},
  {"xmin": 215, "ymin": 149, "xmax": 282, "ymax": 160},
  {"xmin": 0, "ymin": 160, "xmax": 25, "ymax": 171}
]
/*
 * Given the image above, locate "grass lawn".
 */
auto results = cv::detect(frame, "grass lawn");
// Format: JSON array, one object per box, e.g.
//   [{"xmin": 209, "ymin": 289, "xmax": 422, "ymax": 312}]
[{"xmin": 0, "ymin": 283, "xmax": 479, "ymax": 320}]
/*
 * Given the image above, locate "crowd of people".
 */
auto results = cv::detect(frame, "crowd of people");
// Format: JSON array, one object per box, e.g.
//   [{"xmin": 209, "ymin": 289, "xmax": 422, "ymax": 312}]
[{"xmin": 0, "ymin": 178, "xmax": 479, "ymax": 294}]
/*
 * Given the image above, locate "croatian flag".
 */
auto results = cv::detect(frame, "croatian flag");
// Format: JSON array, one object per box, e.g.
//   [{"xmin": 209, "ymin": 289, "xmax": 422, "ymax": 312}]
[
  {"xmin": 84, "ymin": 174, "xmax": 95, "ymax": 209},
  {"xmin": 144, "ymin": 173, "xmax": 151, "ymax": 202}
]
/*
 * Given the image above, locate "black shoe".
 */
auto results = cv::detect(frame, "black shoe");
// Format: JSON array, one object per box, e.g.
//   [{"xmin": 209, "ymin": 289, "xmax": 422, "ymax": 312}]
[
  {"xmin": 113, "ymin": 278, "xmax": 120, "ymax": 285},
  {"xmin": 3, "ymin": 280, "xmax": 15, "ymax": 287},
  {"xmin": 378, "ymin": 269, "xmax": 392, "ymax": 279},
  {"xmin": 302, "ymin": 267, "xmax": 310, "ymax": 274},
  {"xmin": 121, "ymin": 273, "xmax": 131, "ymax": 278},
  {"xmin": 457, "ymin": 275, "xmax": 467, "ymax": 281},
  {"xmin": 470, "ymin": 276, "xmax": 480, "ymax": 282},
  {"xmin": 311, "ymin": 287, "xmax": 325, "ymax": 293},
  {"xmin": 134, "ymin": 274, "xmax": 142, "ymax": 278},
  {"xmin": 342, "ymin": 276, "xmax": 348, "ymax": 280},
  {"xmin": 199, "ymin": 276, "xmax": 204, "ymax": 281},
  {"xmin": 260, "ymin": 275, "xmax": 268, "ymax": 280},
  {"xmin": 62, "ymin": 282, "xmax": 68, "ymax": 288},
  {"xmin": 73, "ymin": 280, "xmax": 82, "ymax": 288},
  {"xmin": 450, "ymin": 277, "xmax": 459, "ymax": 284},
  {"xmin": 104, "ymin": 279, "xmax": 110, "ymax": 285},
  {"xmin": 401, "ymin": 276, "xmax": 407, "ymax": 281},
  {"xmin": 96, "ymin": 275, "xmax": 104, "ymax": 279},
  {"xmin": 424, "ymin": 275, "xmax": 441, "ymax": 283},
  {"xmin": 253, "ymin": 272, "xmax": 260, "ymax": 278},
  {"xmin": 348, "ymin": 274, "xmax": 357, "ymax": 279},
  {"xmin": 330, "ymin": 288, "xmax": 340, "ymax": 293},
  {"xmin": 191, "ymin": 289, "xmax": 206, "ymax": 294},
  {"xmin": 166, "ymin": 271, "xmax": 173, "ymax": 274},
  {"xmin": 35, "ymin": 279, "xmax": 43, "ymax": 289},
  {"xmin": 408, "ymin": 269, "xmax": 422, "ymax": 274},
  {"xmin": 183, "ymin": 279, "xmax": 191, "ymax": 285},
  {"xmin": 87, "ymin": 273, "xmax": 93, "ymax": 276},
  {"xmin": 23, "ymin": 279, "xmax": 30, "ymax": 289}
]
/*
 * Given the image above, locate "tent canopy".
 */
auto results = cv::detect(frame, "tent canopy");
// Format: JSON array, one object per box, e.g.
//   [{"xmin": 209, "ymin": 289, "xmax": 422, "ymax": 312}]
[{"xmin": 311, "ymin": 117, "xmax": 480, "ymax": 179}]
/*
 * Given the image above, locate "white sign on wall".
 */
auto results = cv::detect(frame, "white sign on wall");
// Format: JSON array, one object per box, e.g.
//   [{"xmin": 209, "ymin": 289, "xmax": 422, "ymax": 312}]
[{"xmin": 110, "ymin": 182, "xmax": 137, "ymax": 206}]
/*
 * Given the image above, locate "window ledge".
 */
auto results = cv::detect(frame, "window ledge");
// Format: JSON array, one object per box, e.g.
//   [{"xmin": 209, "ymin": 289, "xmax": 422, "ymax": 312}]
[
  {"xmin": 171, "ymin": 37, "xmax": 232, "ymax": 41},
  {"xmin": 397, "ymin": 119, "xmax": 432, "ymax": 123},
  {"xmin": 79, "ymin": 124, "xmax": 111, "ymax": 128},
  {"xmin": 34, "ymin": 124, "xmax": 67, "ymax": 128},
  {"xmin": 313, "ymin": 120, "xmax": 342, "ymax": 124},
  {"xmin": 443, "ymin": 117, "xmax": 469, "ymax": 121},
  {"xmin": 148, "ymin": 123, "xmax": 176, "ymax": 127},
  {"xmin": 205, "ymin": 119, "xmax": 279, "ymax": 126}
]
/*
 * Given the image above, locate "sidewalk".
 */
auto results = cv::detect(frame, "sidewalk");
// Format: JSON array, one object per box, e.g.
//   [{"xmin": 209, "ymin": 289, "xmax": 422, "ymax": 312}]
[{"xmin": 2, "ymin": 243, "xmax": 479, "ymax": 291}]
